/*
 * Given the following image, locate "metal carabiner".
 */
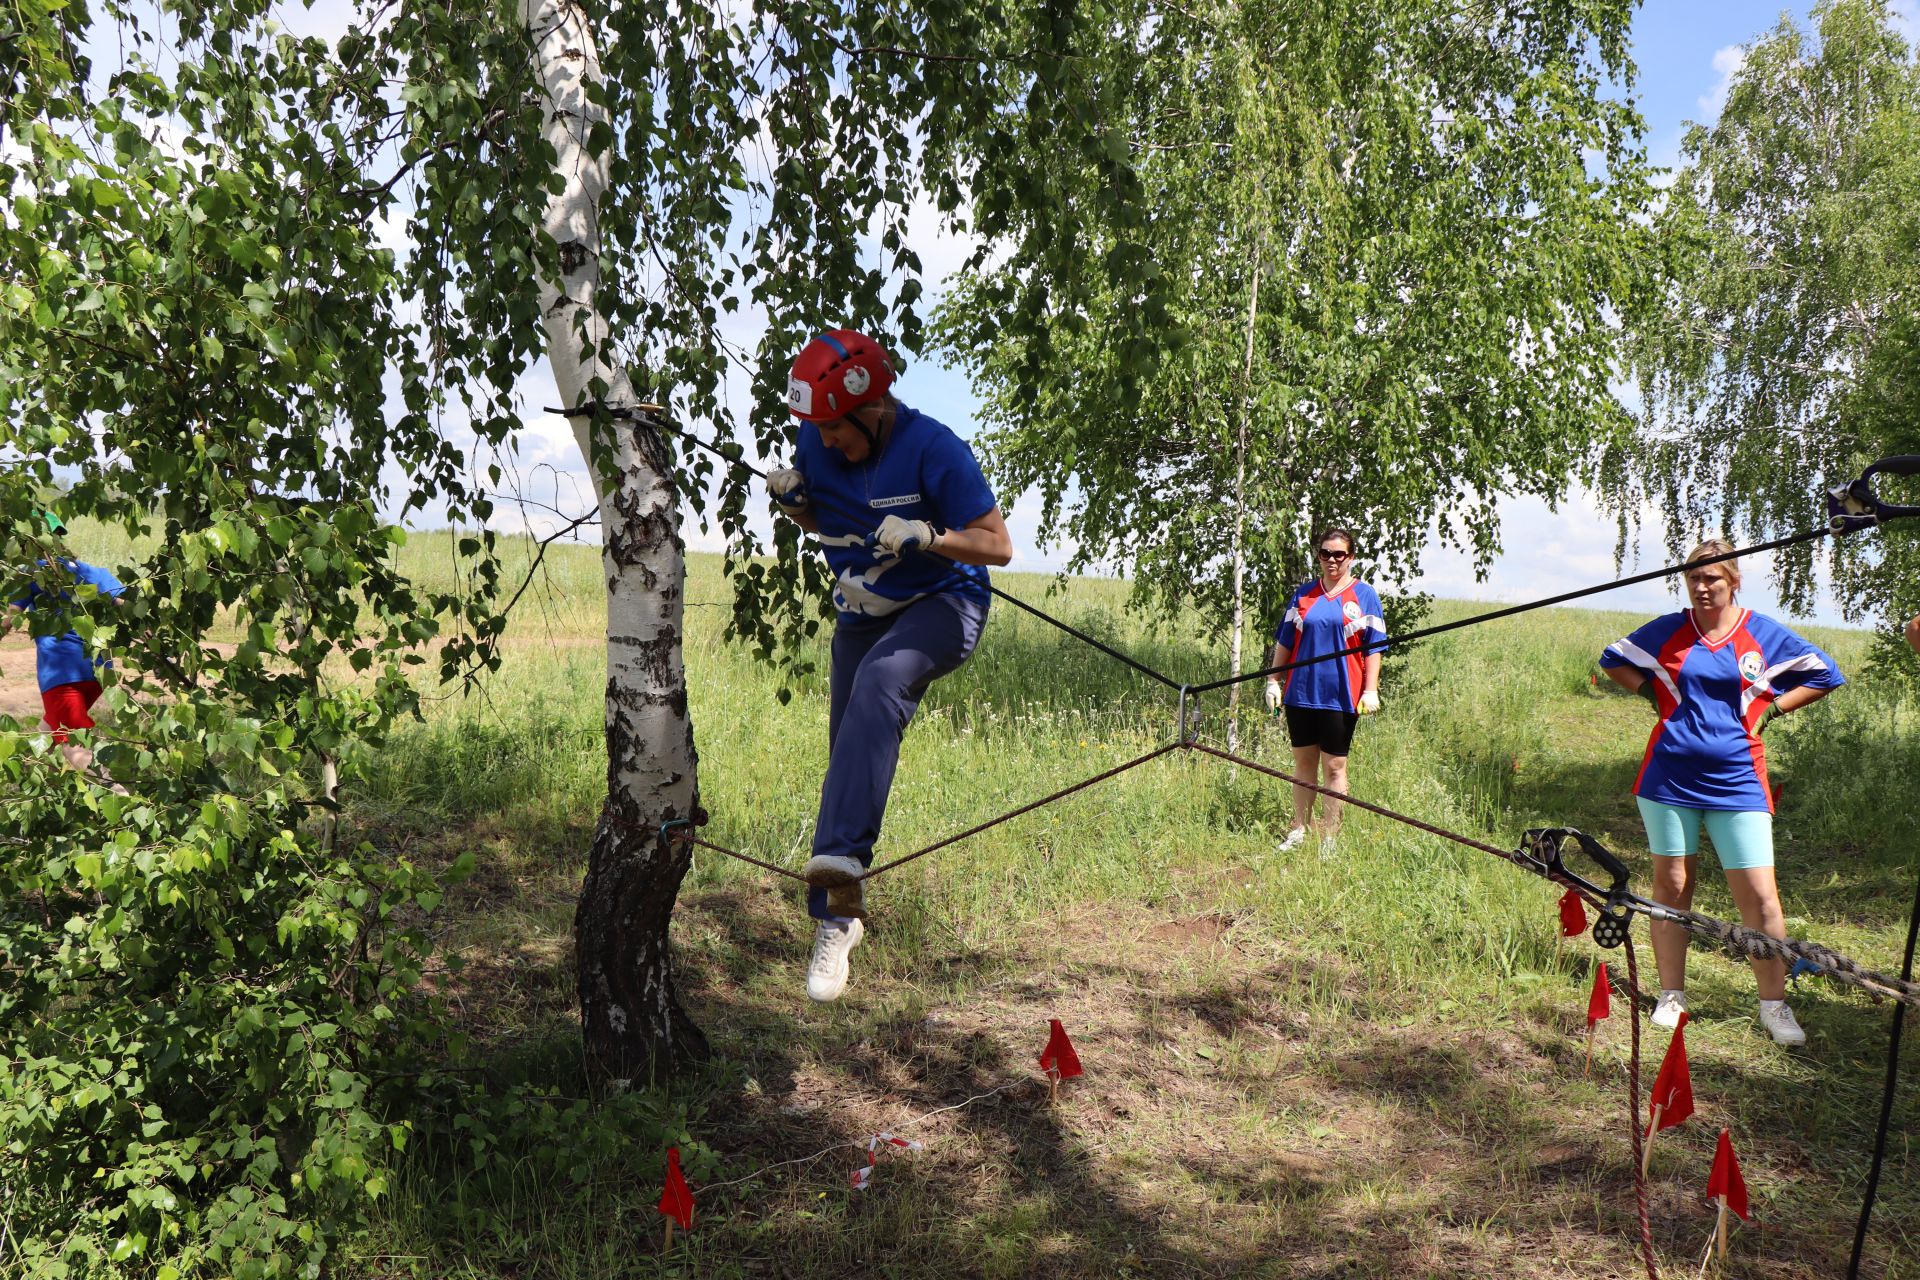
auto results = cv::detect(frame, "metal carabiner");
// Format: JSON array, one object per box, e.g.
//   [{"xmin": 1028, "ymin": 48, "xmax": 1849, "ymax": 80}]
[
  {"xmin": 1518, "ymin": 827, "xmax": 1636, "ymax": 948},
  {"xmin": 1828, "ymin": 455, "xmax": 1920, "ymax": 533}
]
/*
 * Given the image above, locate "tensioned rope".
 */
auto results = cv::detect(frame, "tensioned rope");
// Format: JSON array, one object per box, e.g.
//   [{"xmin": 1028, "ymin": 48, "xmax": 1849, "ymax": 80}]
[
  {"xmin": 557, "ymin": 401, "xmax": 1920, "ymax": 702},
  {"xmin": 550, "ymin": 400, "xmax": 1182, "ymax": 688},
  {"xmin": 564, "ymin": 402, "xmax": 1920, "ymax": 1001},
  {"xmin": 559, "ymin": 402, "xmax": 1920, "ymax": 1269},
  {"xmin": 1188, "ymin": 526, "xmax": 1837, "ymax": 695}
]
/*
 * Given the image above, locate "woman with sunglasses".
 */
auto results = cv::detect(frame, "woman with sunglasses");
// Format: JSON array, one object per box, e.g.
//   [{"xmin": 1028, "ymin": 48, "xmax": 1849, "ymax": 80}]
[{"xmin": 1264, "ymin": 527, "xmax": 1387, "ymax": 853}]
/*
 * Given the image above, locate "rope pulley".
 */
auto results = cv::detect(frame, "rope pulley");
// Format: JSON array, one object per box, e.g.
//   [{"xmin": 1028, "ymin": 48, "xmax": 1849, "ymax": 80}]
[
  {"xmin": 1828, "ymin": 454, "xmax": 1920, "ymax": 533},
  {"xmin": 1520, "ymin": 827, "xmax": 1635, "ymax": 948}
]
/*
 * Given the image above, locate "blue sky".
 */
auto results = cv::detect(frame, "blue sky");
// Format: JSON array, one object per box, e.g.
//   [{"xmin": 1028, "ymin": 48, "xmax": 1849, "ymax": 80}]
[
  {"xmin": 903, "ymin": 2, "xmax": 1918, "ymax": 628},
  {"xmin": 58, "ymin": 1, "xmax": 1916, "ymax": 627}
]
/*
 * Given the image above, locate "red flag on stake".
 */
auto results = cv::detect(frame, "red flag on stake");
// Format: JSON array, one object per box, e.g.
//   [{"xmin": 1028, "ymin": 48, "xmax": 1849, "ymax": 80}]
[
  {"xmin": 1039, "ymin": 1019, "xmax": 1083, "ymax": 1102},
  {"xmin": 1706, "ymin": 1127, "xmax": 1750, "ymax": 1258},
  {"xmin": 657, "ymin": 1146, "xmax": 693, "ymax": 1244},
  {"xmin": 1642, "ymin": 1013, "xmax": 1695, "ymax": 1174},
  {"xmin": 1583, "ymin": 963, "xmax": 1611, "ymax": 1076},
  {"xmin": 1587, "ymin": 964, "xmax": 1612, "ymax": 1027},
  {"xmin": 1559, "ymin": 889, "xmax": 1589, "ymax": 938}
]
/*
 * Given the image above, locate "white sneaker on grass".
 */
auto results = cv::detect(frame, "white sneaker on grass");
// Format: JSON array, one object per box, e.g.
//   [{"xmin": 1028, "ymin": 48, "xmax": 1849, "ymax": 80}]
[
  {"xmin": 1758, "ymin": 999, "xmax": 1807, "ymax": 1047},
  {"xmin": 806, "ymin": 916, "xmax": 865, "ymax": 1003},
  {"xmin": 1651, "ymin": 989, "xmax": 1688, "ymax": 1029},
  {"xmin": 1276, "ymin": 827, "xmax": 1308, "ymax": 854}
]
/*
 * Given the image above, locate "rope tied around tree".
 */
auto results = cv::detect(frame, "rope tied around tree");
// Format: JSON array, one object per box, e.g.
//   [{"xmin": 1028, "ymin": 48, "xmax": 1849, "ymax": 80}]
[{"xmin": 548, "ymin": 410, "xmax": 1920, "ymax": 1268}]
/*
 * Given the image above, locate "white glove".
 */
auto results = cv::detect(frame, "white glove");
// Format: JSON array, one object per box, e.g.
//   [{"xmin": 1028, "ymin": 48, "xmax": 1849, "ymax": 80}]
[
  {"xmin": 1358, "ymin": 689, "xmax": 1380, "ymax": 715},
  {"xmin": 767, "ymin": 466, "xmax": 809, "ymax": 512},
  {"xmin": 1263, "ymin": 680, "xmax": 1283, "ymax": 712},
  {"xmin": 867, "ymin": 514, "xmax": 939, "ymax": 556}
]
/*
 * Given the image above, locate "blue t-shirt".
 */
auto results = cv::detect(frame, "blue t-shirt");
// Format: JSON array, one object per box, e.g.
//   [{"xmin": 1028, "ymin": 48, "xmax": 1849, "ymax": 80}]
[
  {"xmin": 11, "ymin": 559, "xmax": 125, "ymax": 692},
  {"xmin": 1273, "ymin": 578, "xmax": 1388, "ymax": 712},
  {"xmin": 795, "ymin": 404, "xmax": 997, "ymax": 618},
  {"xmin": 1599, "ymin": 609, "xmax": 1844, "ymax": 812}
]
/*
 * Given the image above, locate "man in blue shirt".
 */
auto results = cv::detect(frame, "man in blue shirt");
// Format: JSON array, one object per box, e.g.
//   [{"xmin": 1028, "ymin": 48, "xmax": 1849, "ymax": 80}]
[
  {"xmin": 3, "ymin": 530, "xmax": 127, "ymax": 781},
  {"xmin": 769, "ymin": 329, "xmax": 1013, "ymax": 1001}
]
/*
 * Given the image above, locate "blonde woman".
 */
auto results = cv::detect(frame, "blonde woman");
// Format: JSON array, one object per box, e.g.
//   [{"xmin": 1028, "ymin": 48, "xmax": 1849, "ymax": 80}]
[{"xmin": 1599, "ymin": 540, "xmax": 1845, "ymax": 1046}]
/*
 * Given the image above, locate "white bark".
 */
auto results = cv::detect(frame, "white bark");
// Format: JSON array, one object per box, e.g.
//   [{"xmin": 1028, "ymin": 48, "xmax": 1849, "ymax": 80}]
[
  {"xmin": 522, "ymin": 0, "xmax": 705, "ymax": 1072},
  {"xmin": 1226, "ymin": 253, "xmax": 1261, "ymax": 753}
]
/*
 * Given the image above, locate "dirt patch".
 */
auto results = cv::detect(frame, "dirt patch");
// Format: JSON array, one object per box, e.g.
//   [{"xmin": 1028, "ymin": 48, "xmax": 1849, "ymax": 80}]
[{"xmin": 0, "ymin": 636, "xmax": 42, "ymax": 724}]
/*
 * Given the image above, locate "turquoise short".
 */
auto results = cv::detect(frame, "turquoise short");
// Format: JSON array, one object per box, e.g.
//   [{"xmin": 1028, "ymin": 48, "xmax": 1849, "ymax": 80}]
[{"xmin": 1635, "ymin": 797, "xmax": 1774, "ymax": 871}]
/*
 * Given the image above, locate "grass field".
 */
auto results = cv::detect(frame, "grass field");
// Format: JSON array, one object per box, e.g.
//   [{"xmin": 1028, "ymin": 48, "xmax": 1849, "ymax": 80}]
[{"xmin": 36, "ymin": 530, "xmax": 1917, "ymax": 1278}]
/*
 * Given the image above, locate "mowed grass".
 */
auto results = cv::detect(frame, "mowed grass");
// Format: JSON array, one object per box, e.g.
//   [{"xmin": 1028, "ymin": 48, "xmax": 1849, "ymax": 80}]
[{"xmin": 78, "ymin": 528, "xmax": 1916, "ymax": 1279}]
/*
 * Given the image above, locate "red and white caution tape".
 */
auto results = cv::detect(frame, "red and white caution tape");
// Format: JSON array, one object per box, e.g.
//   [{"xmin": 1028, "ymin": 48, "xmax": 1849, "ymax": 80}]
[{"xmin": 849, "ymin": 1132, "xmax": 923, "ymax": 1191}]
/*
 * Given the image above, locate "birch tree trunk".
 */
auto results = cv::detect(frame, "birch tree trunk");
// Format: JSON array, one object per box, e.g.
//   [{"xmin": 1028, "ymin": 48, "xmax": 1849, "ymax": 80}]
[
  {"xmin": 523, "ymin": 0, "xmax": 708, "ymax": 1077},
  {"xmin": 1226, "ymin": 254, "xmax": 1261, "ymax": 753}
]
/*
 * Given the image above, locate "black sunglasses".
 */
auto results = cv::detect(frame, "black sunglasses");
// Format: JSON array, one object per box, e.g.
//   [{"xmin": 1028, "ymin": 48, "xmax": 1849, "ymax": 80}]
[{"xmin": 1317, "ymin": 547, "xmax": 1351, "ymax": 561}]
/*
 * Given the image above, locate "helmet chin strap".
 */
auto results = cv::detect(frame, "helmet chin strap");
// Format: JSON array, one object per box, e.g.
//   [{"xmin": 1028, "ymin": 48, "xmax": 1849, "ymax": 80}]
[{"xmin": 847, "ymin": 403, "xmax": 887, "ymax": 460}]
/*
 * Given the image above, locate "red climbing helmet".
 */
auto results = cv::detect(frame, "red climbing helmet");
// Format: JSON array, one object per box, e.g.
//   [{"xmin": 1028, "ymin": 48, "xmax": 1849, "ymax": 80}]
[{"xmin": 786, "ymin": 329, "xmax": 895, "ymax": 422}]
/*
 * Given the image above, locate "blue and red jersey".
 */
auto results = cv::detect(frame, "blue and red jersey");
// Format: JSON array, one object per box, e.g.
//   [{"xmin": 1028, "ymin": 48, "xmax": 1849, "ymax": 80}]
[
  {"xmin": 1599, "ymin": 609, "xmax": 1844, "ymax": 813},
  {"xmin": 10, "ymin": 559, "xmax": 125, "ymax": 692},
  {"xmin": 1274, "ymin": 578, "xmax": 1388, "ymax": 712},
  {"xmin": 796, "ymin": 403, "xmax": 997, "ymax": 620}
]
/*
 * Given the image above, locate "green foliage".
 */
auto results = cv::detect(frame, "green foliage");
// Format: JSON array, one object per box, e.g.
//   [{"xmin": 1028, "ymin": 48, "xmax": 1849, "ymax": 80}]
[
  {"xmin": 2, "ymin": 0, "xmax": 1198, "ymax": 1266},
  {"xmin": 936, "ymin": 0, "xmax": 1656, "ymax": 628},
  {"xmin": 0, "ymin": 707, "xmax": 465, "ymax": 1277},
  {"xmin": 1621, "ymin": 0, "xmax": 1920, "ymax": 628},
  {"xmin": 1, "ymin": 0, "xmax": 522, "ymax": 1271}
]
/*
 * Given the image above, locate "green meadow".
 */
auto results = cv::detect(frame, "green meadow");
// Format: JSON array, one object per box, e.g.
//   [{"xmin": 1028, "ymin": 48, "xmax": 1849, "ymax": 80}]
[{"xmin": 61, "ymin": 528, "xmax": 1920, "ymax": 1278}]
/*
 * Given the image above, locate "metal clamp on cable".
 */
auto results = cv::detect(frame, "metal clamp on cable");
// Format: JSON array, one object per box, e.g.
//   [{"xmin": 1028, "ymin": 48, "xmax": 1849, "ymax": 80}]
[
  {"xmin": 1828, "ymin": 455, "xmax": 1920, "ymax": 533},
  {"xmin": 1519, "ymin": 827, "xmax": 1635, "ymax": 947},
  {"xmin": 1176, "ymin": 685, "xmax": 1195, "ymax": 744}
]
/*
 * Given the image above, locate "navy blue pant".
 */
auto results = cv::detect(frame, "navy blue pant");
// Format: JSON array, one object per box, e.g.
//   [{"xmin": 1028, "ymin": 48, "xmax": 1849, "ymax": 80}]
[{"xmin": 807, "ymin": 590, "xmax": 988, "ymax": 918}]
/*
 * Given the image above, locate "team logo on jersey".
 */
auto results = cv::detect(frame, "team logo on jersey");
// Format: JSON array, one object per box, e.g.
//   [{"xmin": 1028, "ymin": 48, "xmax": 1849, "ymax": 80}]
[
  {"xmin": 843, "ymin": 365, "xmax": 871, "ymax": 397},
  {"xmin": 871, "ymin": 493, "xmax": 922, "ymax": 509},
  {"xmin": 1342, "ymin": 599, "xmax": 1362, "ymax": 622},
  {"xmin": 1739, "ymin": 651, "xmax": 1765, "ymax": 683}
]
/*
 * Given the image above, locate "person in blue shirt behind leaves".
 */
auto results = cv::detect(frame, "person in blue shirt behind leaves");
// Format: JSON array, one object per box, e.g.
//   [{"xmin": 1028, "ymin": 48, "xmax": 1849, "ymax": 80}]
[
  {"xmin": 2, "ymin": 513, "xmax": 127, "ymax": 786},
  {"xmin": 1600, "ymin": 539, "xmax": 1844, "ymax": 1047},
  {"xmin": 767, "ymin": 329, "xmax": 1013, "ymax": 1003},
  {"xmin": 1263, "ymin": 527, "xmax": 1388, "ymax": 857}
]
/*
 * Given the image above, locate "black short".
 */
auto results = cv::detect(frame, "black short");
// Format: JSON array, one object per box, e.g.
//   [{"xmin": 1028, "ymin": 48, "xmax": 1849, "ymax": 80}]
[{"xmin": 1284, "ymin": 705, "xmax": 1359, "ymax": 756}]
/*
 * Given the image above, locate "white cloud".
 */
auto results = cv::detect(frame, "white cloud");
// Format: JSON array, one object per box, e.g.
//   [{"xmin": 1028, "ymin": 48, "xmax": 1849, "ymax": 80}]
[
  {"xmin": 1405, "ymin": 486, "xmax": 1852, "ymax": 628},
  {"xmin": 1698, "ymin": 44, "xmax": 1746, "ymax": 120}
]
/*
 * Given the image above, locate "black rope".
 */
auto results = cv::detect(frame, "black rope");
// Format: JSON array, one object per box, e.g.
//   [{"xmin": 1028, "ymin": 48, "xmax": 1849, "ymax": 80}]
[
  {"xmin": 644, "ymin": 742, "xmax": 1182, "ymax": 886},
  {"xmin": 863, "ymin": 740, "xmax": 1184, "ymax": 878},
  {"xmin": 1622, "ymin": 936, "xmax": 1660, "ymax": 1280},
  {"xmin": 553, "ymin": 398, "xmax": 1920, "ymax": 1268},
  {"xmin": 1186, "ymin": 739, "xmax": 1920, "ymax": 1009},
  {"xmin": 1187, "ymin": 526, "xmax": 1837, "ymax": 695},
  {"xmin": 1847, "ymin": 860, "xmax": 1920, "ymax": 1278},
  {"xmin": 552, "ymin": 401, "xmax": 1184, "ymax": 690}
]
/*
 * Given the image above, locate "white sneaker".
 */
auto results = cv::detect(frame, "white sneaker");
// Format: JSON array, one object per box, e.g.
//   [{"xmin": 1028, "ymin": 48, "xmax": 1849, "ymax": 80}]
[
  {"xmin": 802, "ymin": 854, "xmax": 867, "ymax": 919},
  {"xmin": 1276, "ymin": 827, "xmax": 1307, "ymax": 853},
  {"xmin": 1318, "ymin": 834, "xmax": 1338, "ymax": 858},
  {"xmin": 1651, "ymin": 989, "xmax": 1688, "ymax": 1029},
  {"xmin": 1758, "ymin": 1000, "xmax": 1807, "ymax": 1047},
  {"xmin": 806, "ymin": 916, "xmax": 865, "ymax": 1003}
]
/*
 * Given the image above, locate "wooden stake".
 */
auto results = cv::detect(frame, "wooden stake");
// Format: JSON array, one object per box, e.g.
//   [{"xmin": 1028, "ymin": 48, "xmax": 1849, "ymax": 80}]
[
  {"xmin": 1715, "ymin": 1195, "xmax": 1729, "ymax": 1259},
  {"xmin": 1642, "ymin": 1103, "xmax": 1663, "ymax": 1176},
  {"xmin": 1583, "ymin": 1027, "xmax": 1596, "ymax": 1078},
  {"xmin": 1047, "ymin": 1069, "xmax": 1059, "ymax": 1106},
  {"xmin": 663, "ymin": 1218, "xmax": 674, "ymax": 1251}
]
